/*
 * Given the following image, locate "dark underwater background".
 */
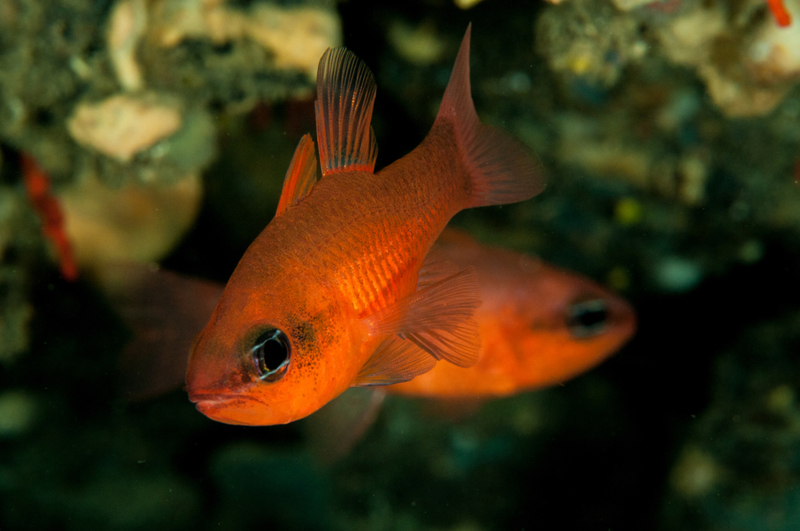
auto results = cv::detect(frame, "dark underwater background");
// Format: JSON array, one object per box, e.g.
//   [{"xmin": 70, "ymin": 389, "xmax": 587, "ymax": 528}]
[{"xmin": 2, "ymin": 0, "xmax": 800, "ymax": 530}]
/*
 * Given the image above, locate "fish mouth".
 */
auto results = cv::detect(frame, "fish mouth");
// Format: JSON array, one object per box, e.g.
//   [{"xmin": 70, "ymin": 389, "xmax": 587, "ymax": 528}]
[
  {"xmin": 187, "ymin": 392, "xmax": 252, "ymax": 404},
  {"xmin": 188, "ymin": 392, "xmax": 267, "ymax": 417},
  {"xmin": 189, "ymin": 392, "xmax": 271, "ymax": 426}
]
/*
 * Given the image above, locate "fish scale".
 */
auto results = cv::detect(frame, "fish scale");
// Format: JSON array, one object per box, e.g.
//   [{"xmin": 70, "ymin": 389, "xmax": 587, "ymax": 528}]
[{"xmin": 283, "ymin": 168, "xmax": 456, "ymax": 315}]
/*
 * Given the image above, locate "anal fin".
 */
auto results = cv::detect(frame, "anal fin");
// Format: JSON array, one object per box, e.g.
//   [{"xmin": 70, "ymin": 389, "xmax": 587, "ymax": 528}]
[
  {"xmin": 302, "ymin": 387, "xmax": 386, "ymax": 465},
  {"xmin": 276, "ymin": 134, "xmax": 318, "ymax": 216},
  {"xmin": 314, "ymin": 47, "xmax": 378, "ymax": 176},
  {"xmin": 363, "ymin": 267, "xmax": 481, "ymax": 368}
]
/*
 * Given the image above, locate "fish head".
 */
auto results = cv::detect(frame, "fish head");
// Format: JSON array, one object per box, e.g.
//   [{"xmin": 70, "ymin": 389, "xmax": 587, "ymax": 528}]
[
  {"xmin": 507, "ymin": 264, "xmax": 637, "ymax": 383},
  {"xmin": 185, "ymin": 269, "xmax": 365, "ymax": 426},
  {"xmin": 559, "ymin": 279, "xmax": 636, "ymax": 361}
]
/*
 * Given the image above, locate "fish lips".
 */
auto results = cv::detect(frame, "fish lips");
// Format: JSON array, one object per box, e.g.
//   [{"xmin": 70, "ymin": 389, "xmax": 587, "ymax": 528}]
[{"xmin": 189, "ymin": 392, "xmax": 269, "ymax": 425}]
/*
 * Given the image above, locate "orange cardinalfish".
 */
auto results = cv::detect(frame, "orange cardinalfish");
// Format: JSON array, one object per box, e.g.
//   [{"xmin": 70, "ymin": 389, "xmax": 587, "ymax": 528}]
[
  {"xmin": 186, "ymin": 25, "xmax": 546, "ymax": 426},
  {"xmin": 386, "ymin": 230, "xmax": 636, "ymax": 398}
]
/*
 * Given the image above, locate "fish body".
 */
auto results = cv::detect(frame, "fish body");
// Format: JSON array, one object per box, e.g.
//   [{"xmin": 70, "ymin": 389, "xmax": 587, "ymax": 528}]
[
  {"xmin": 387, "ymin": 231, "xmax": 636, "ymax": 397},
  {"xmin": 186, "ymin": 26, "xmax": 545, "ymax": 425}
]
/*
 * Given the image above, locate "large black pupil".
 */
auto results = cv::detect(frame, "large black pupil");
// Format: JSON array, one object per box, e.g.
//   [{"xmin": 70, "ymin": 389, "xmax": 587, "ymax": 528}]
[
  {"xmin": 259, "ymin": 336, "xmax": 287, "ymax": 372},
  {"xmin": 567, "ymin": 300, "xmax": 609, "ymax": 337},
  {"xmin": 573, "ymin": 307, "xmax": 607, "ymax": 329}
]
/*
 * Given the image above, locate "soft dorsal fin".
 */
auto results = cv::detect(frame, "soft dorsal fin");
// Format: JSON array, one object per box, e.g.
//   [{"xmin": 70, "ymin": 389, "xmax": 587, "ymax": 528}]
[
  {"xmin": 363, "ymin": 267, "xmax": 482, "ymax": 368},
  {"xmin": 276, "ymin": 134, "xmax": 318, "ymax": 216},
  {"xmin": 314, "ymin": 47, "xmax": 378, "ymax": 176},
  {"xmin": 353, "ymin": 336, "xmax": 437, "ymax": 386}
]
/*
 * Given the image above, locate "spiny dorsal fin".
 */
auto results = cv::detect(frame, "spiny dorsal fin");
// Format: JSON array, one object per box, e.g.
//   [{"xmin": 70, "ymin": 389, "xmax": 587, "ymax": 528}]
[
  {"xmin": 353, "ymin": 336, "xmax": 437, "ymax": 386},
  {"xmin": 314, "ymin": 47, "xmax": 378, "ymax": 176},
  {"xmin": 363, "ymin": 268, "xmax": 482, "ymax": 368},
  {"xmin": 276, "ymin": 134, "xmax": 318, "ymax": 216}
]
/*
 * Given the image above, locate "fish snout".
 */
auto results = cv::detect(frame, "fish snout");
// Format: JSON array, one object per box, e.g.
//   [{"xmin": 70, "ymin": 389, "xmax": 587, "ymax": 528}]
[
  {"xmin": 191, "ymin": 394, "xmax": 271, "ymax": 425},
  {"xmin": 185, "ymin": 328, "xmax": 245, "ymax": 403},
  {"xmin": 607, "ymin": 295, "xmax": 637, "ymax": 341}
]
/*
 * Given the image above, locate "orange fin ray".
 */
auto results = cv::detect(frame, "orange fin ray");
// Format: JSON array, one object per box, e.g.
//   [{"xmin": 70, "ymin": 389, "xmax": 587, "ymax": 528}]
[
  {"xmin": 314, "ymin": 47, "xmax": 378, "ymax": 176},
  {"xmin": 363, "ymin": 267, "xmax": 481, "ymax": 368},
  {"xmin": 276, "ymin": 134, "xmax": 318, "ymax": 216},
  {"xmin": 435, "ymin": 24, "xmax": 546, "ymax": 207},
  {"xmin": 353, "ymin": 335, "xmax": 437, "ymax": 386},
  {"xmin": 415, "ymin": 246, "xmax": 460, "ymax": 289}
]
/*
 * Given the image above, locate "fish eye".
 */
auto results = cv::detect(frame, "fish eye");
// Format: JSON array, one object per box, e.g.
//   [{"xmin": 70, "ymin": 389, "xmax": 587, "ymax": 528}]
[
  {"xmin": 566, "ymin": 299, "xmax": 609, "ymax": 339},
  {"xmin": 252, "ymin": 328, "xmax": 291, "ymax": 382}
]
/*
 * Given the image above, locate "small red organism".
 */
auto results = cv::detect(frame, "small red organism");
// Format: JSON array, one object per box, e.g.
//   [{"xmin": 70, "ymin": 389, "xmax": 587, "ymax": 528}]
[
  {"xmin": 766, "ymin": 0, "xmax": 792, "ymax": 27},
  {"xmin": 20, "ymin": 154, "xmax": 78, "ymax": 281},
  {"xmin": 646, "ymin": 0, "xmax": 682, "ymax": 14}
]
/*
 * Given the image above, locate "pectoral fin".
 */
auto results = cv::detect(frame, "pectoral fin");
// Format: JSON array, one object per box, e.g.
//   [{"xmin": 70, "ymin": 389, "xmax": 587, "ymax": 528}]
[
  {"xmin": 353, "ymin": 336, "xmax": 437, "ymax": 386},
  {"xmin": 363, "ymin": 267, "xmax": 481, "ymax": 368},
  {"xmin": 415, "ymin": 246, "xmax": 459, "ymax": 289}
]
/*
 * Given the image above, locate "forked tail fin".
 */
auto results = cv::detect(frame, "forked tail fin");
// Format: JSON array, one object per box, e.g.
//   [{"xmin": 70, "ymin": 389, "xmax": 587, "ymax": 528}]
[{"xmin": 435, "ymin": 24, "xmax": 546, "ymax": 207}]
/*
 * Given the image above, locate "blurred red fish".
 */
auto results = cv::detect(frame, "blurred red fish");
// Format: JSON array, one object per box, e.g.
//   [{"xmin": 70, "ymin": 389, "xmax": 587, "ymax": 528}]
[
  {"xmin": 185, "ymin": 25, "xmax": 545, "ymax": 425},
  {"xmin": 304, "ymin": 230, "xmax": 634, "ymax": 462},
  {"xmin": 388, "ymin": 230, "xmax": 635, "ymax": 398}
]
